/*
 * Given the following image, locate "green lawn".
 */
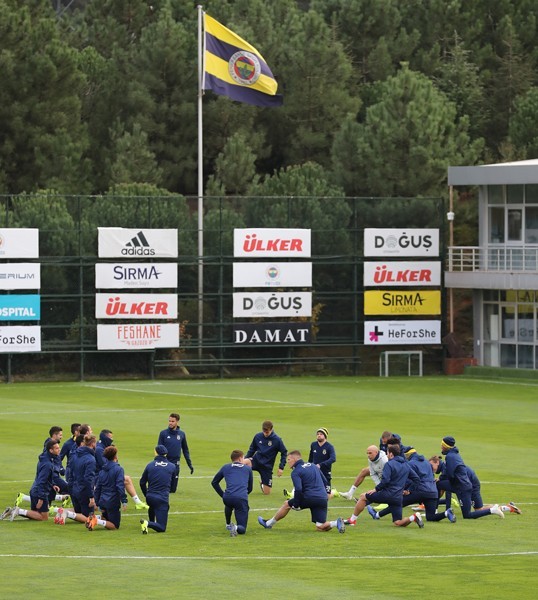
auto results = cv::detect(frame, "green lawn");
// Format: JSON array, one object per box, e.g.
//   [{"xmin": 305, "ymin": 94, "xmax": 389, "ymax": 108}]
[{"xmin": 0, "ymin": 376, "xmax": 536, "ymax": 599}]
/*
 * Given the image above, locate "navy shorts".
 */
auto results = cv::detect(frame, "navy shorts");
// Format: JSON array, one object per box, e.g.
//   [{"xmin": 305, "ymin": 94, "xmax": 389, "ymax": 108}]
[
  {"xmin": 366, "ymin": 491, "xmax": 402, "ymax": 522},
  {"xmin": 251, "ymin": 459, "xmax": 273, "ymax": 487},
  {"xmin": 72, "ymin": 494, "xmax": 93, "ymax": 517},
  {"xmin": 30, "ymin": 494, "xmax": 50, "ymax": 513},
  {"xmin": 101, "ymin": 505, "xmax": 121, "ymax": 529},
  {"xmin": 288, "ymin": 497, "xmax": 328, "ymax": 524}
]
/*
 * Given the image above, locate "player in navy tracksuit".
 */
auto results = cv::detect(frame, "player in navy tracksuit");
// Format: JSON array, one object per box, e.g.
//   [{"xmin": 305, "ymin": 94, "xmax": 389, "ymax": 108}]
[
  {"xmin": 92, "ymin": 445, "xmax": 127, "ymax": 530},
  {"xmin": 1, "ymin": 439, "xmax": 61, "ymax": 522},
  {"xmin": 139, "ymin": 445, "xmax": 177, "ymax": 533},
  {"xmin": 71, "ymin": 435, "xmax": 97, "ymax": 517},
  {"xmin": 308, "ymin": 428, "xmax": 335, "ymax": 492},
  {"xmin": 61, "ymin": 423, "xmax": 80, "ymax": 484},
  {"xmin": 212, "ymin": 450, "xmax": 253, "ymax": 536},
  {"xmin": 244, "ymin": 420, "xmax": 287, "ymax": 495},
  {"xmin": 440, "ymin": 436, "xmax": 504, "ymax": 519},
  {"xmin": 43, "ymin": 427, "xmax": 69, "ymax": 498},
  {"xmin": 157, "ymin": 413, "xmax": 194, "ymax": 493},
  {"xmin": 373, "ymin": 448, "xmax": 455, "ymax": 523},
  {"xmin": 344, "ymin": 444, "xmax": 424, "ymax": 528},
  {"xmin": 257, "ymin": 450, "xmax": 345, "ymax": 533},
  {"xmin": 95, "ymin": 429, "xmax": 114, "ymax": 473}
]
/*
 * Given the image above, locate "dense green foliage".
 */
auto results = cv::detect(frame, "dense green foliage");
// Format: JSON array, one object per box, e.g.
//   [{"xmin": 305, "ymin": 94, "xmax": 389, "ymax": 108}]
[
  {"xmin": 0, "ymin": 376, "xmax": 536, "ymax": 599},
  {"xmin": 1, "ymin": 0, "xmax": 537, "ymax": 197}
]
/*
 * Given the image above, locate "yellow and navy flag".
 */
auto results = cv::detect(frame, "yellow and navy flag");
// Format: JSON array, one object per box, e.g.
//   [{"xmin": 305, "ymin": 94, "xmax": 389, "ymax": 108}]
[{"xmin": 203, "ymin": 13, "xmax": 283, "ymax": 107}]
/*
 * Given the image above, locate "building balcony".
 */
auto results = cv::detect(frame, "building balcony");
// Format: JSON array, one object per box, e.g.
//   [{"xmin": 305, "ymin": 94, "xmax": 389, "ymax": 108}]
[{"xmin": 445, "ymin": 245, "xmax": 538, "ymax": 289}]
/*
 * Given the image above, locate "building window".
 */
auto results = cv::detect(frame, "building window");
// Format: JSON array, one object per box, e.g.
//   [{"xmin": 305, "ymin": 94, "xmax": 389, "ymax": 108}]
[{"xmin": 525, "ymin": 206, "xmax": 538, "ymax": 243}]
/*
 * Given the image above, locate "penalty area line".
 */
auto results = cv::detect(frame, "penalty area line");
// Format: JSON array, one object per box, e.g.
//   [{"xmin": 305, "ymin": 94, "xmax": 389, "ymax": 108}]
[{"xmin": 0, "ymin": 551, "xmax": 536, "ymax": 561}]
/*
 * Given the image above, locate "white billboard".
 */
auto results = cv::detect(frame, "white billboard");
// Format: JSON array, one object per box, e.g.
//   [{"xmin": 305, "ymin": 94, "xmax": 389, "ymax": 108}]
[
  {"xmin": 0, "ymin": 263, "xmax": 41, "ymax": 290},
  {"xmin": 233, "ymin": 292, "xmax": 312, "ymax": 317},
  {"xmin": 98, "ymin": 228, "xmax": 178, "ymax": 258},
  {"xmin": 364, "ymin": 320, "xmax": 441, "ymax": 345},
  {"xmin": 364, "ymin": 229, "xmax": 439, "ymax": 257},
  {"xmin": 95, "ymin": 263, "xmax": 177, "ymax": 289},
  {"xmin": 0, "ymin": 229, "xmax": 39, "ymax": 258},
  {"xmin": 234, "ymin": 228, "xmax": 311, "ymax": 257},
  {"xmin": 0, "ymin": 326, "xmax": 41, "ymax": 352},
  {"xmin": 97, "ymin": 323, "xmax": 179, "ymax": 350},
  {"xmin": 233, "ymin": 262, "xmax": 312, "ymax": 288},
  {"xmin": 363, "ymin": 261, "xmax": 441, "ymax": 287},
  {"xmin": 95, "ymin": 293, "xmax": 177, "ymax": 319}
]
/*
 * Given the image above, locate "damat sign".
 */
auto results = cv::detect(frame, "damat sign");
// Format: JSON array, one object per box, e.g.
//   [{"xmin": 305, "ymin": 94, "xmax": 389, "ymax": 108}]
[
  {"xmin": 364, "ymin": 229, "xmax": 439, "ymax": 257},
  {"xmin": 233, "ymin": 292, "xmax": 312, "ymax": 317},
  {"xmin": 233, "ymin": 322, "xmax": 312, "ymax": 345},
  {"xmin": 234, "ymin": 228, "xmax": 311, "ymax": 257}
]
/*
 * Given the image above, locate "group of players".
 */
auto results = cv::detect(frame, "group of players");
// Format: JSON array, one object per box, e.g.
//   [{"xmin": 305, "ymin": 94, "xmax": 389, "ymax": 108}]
[{"xmin": 0, "ymin": 416, "xmax": 522, "ymax": 537}]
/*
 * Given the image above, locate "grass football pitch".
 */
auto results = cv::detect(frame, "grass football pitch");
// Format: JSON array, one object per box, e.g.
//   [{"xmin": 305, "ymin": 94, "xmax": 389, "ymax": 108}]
[{"xmin": 0, "ymin": 375, "xmax": 536, "ymax": 599}]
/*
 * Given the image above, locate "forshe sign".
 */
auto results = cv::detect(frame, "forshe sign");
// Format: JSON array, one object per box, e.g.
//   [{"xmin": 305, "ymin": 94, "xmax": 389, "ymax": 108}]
[
  {"xmin": 234, "ymin": 228, "xmax": 311, "ymax": 257},
  {"xmin": 364, "ymin": 229, "xmax": 439, "ymax": 257},
  {"xmin": 364, "ymin": 320, "xmax": 441, "ymax": 345}
]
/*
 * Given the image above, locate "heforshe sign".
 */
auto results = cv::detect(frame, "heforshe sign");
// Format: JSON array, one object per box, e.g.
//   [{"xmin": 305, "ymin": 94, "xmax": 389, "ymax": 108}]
[
  {"xmin": 364, "ymin": 320, "xmax": 441, "ymax": 345},
  {"xmin": 364, "ymin": 229, "xmax": 439, "ymax": 257},
  {"xmin": 234, "ymin": 228, "xmax": 311, "ymax": 257}
]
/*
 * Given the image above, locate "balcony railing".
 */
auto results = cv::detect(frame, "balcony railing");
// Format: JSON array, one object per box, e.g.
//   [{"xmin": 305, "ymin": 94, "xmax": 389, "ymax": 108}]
[{"xmin": 447, "ymin": 246, "xmax": 538, "ymax": 272}]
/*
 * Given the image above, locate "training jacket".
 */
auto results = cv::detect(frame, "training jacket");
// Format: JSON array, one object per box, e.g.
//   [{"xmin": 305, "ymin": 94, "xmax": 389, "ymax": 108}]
[
  {"xmin": 375, "ymin": 455, "xmax": 419, "ymax": 498},
  {"xmin": 157, "ymin": 427, "xmax": 193, "ymax": 468},
  {"xmin": 406, "ymin": 453, "xmax": 438, "ymax": 498},
  {"xmin": 140, "ymin": 456, "xmax": 176, "ymax": 499},
  {"xmin": 290, "ymin": 459, "xmax": 328, "ymax": 507},
  {"xmin": 95, "ymin": 433, "xmax": 114, "ymax": 473},
  {"xmin": 443, "ymin": 447, "xmax": 473, "ymax": 493},
  {"xmin": 212, "ymin": 462, "xmax": 253, "ymax": 500},
  {"xmin": 245, "ymin": 430, "xmax": 287, "ymax": 471},
  {"xmin": 94, "ymin": 459, "xmax": 127, "ymax": 508},
  {"xmin": 71, "ymin": 446, "xmax": 96, "ymax": 499},
  {"xmin": 29, "ymin": 450, "xmax": 55, "ymax": 500},
  {"xmin": 308, "ymin": 440, "xmax": 336, "ymax": 480}
]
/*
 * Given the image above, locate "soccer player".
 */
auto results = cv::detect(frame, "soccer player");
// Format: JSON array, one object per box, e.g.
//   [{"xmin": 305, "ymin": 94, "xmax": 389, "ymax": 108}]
[
  {"xmin": 244, "ymin": 420, "xmax": 287, "ymax": 495},
  {"xmin": 338, "ymin": 444, "xmax": 388, "ymax": 500},
  {"xmin": 212, "ymin": 449, "xmax": 253, "ymax": 536},
  {"xmin": 440, "ymin": 436, "xmax": 504, "ymax": 520},
  {"xmin": 139, "ymin": 445, "xmax": 176, "ymax": 534},
  {"xmin": 430, "ymin": 453, "xmax": 521, "ymax": 515},
  {"xmin": 70, "ymin": 433, "xmax": 98, "ymax": 519},
  {"xmin": 157, "ymin": 413, "xmax": 194, "ymax": 493},
  {"xmin": 257, "ymin": 450, "xmax": 345, "ymax": 533},
  {"xmin": 344, "ymin": 444, "xmax": 424, "ymax": 528},
  {"xmin": 88, "ymin": 445, "xmax": 127, "ymax": 530},
  {"xmin": 2, "ymin": 440, "xmax": 61, "ymax": 522},
  {"xmin": 368, "ymin": 447, "xmax": 456, "ymax": 523},
  {"xmin": 308, "ymin": 427, "xmax": 336, "ymax": 491}
]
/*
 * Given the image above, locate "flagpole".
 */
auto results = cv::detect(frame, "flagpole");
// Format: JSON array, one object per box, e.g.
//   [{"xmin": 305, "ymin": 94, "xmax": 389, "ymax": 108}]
[{"xmin": 197, "ymin": 4, "xmax": 204, "ymax": 358}]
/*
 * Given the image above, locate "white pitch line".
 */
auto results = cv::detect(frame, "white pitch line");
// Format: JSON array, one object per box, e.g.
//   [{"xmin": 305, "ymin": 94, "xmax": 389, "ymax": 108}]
[
  {"xmin": 0, "ymin": 551, "xmax": 536, "ymax": 561},
  {"xmin": 84, "ymin": 384, "xmax": 324, "ymax": 407}
]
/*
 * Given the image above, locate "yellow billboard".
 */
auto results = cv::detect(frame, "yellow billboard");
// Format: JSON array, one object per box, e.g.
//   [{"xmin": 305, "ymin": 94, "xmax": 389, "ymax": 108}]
[{"xmin": 364, "ymin": 290, "xmax": 441, "ymax": 315}]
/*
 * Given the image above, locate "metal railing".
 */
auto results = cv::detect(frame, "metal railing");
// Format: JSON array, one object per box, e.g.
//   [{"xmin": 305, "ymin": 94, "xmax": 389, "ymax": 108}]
[{"xmin": 448, "ymin": 246, "xmax": 538, "ymax": 272}]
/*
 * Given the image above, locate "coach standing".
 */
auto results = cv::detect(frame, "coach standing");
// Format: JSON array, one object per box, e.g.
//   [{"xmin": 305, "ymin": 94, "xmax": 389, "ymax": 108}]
[{"xmin": 157, "ymin": 413, "xmax": 194, "ymax": 493}]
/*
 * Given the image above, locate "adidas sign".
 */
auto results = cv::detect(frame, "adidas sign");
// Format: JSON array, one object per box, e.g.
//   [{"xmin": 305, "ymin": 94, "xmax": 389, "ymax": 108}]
[
  {"xmin": 98, "ymin": 228, "xmax": 178, "ymax": 258},
  {"xmin": 122, "ymin": 231, "xmax": 155, "ymax": 256}
]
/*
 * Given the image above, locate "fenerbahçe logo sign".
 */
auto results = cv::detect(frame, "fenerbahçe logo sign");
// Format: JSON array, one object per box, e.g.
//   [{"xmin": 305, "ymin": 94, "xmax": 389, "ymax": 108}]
[{"xmin": 229, "ymin": 51, "xmax": 261, "ymax": 86}]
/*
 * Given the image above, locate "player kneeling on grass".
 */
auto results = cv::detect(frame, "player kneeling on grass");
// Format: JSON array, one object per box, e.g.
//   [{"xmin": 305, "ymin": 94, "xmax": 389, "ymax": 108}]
[
  {"xmin": 139, "ymin": 445, "xmax": 177, "ymax": 534},
  {"xmin": 1, "ymin": 440, "xmax": 61, "ymax": 522},
  {"xmin": 344, "ymin": 444, "xmax": 424, "ymax": 529},
  {"xmin": 212, "ymin": 450, "xmax": 253, "ymax": 536},
  {"xmin": 85, "ymin": 445, "xmax": 127, "ymax": 531},
  {"xmin": 258, "ymin": 450, "xmax": 345, "ymax": 534}
]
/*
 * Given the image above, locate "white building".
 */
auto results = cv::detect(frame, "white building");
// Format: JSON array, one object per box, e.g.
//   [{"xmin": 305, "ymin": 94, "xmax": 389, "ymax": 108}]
[{"xmin": 447, "ymin": 159, "xmax": 538, "ymax": 370}]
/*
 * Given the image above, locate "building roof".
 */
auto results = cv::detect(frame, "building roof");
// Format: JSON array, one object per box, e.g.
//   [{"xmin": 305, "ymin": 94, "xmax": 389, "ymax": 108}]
[{"xmin": 448, "ymin": 159, "xmax": 538, "ymax": 186}]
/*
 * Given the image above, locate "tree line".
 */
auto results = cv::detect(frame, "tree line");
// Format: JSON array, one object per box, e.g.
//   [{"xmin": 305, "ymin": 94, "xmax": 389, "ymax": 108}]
[{"xmin": 1, "ymin": 0, "xmax": 536, "ymax": 206}]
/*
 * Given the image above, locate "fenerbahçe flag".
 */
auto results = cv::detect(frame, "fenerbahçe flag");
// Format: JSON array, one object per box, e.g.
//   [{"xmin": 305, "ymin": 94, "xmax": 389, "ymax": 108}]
[{"xmin": 203, "ymin": 13, "xmax": 283, "ymax": 107}]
